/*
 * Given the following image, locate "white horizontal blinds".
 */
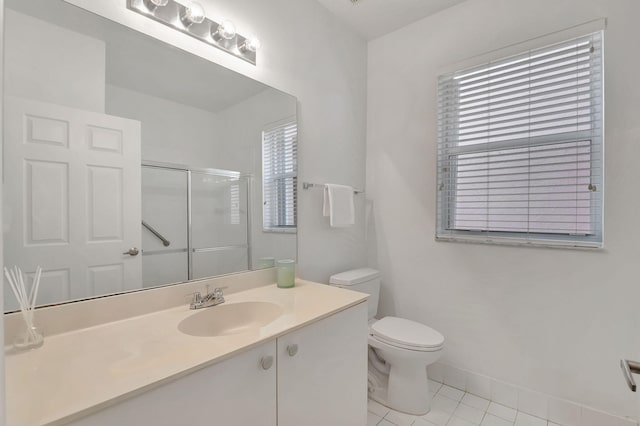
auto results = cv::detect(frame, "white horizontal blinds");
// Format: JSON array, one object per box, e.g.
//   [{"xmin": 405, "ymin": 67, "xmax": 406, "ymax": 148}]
[
  {"xmin": 230, "ymin": 182, "xmax": 240, "ymax": 225},
  {"xmin": 452, "ymin": 141, "xmax": 594, "ymax": 234},
  {"xmin": 263, "ymin": 120, "xmax": 298, "ymax": 230},
  {"xmin": 437, "ymin": 31, "xmax": 603, "ymax": 247}
]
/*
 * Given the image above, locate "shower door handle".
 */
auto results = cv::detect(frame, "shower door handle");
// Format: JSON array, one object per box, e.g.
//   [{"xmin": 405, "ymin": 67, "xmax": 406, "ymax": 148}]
[
  {"xmin": 123, "ymin": 247, "xmax": 140, "ymax": 256},
  {"xmin": 620, "ymin": 359, "xmax": 640, "ymax": 392}
]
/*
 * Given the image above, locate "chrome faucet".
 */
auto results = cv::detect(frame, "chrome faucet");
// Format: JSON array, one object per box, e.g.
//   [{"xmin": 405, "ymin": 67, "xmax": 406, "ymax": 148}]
[{"xmin": 190, "ymin": 285, "xmax": 225, "ymax": 310}]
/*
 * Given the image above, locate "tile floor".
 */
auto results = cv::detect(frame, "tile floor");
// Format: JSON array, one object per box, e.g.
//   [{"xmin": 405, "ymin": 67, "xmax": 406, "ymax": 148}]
[{"xmin": 367, "ymin": 381, "xmax": 561, "ymax": 426}]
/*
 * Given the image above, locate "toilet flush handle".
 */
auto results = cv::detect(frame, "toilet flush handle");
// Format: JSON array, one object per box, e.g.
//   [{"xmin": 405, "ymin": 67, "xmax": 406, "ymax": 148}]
[{"xmin": 620, "ymin": 359, "xmax": 640, "ymax": 392}]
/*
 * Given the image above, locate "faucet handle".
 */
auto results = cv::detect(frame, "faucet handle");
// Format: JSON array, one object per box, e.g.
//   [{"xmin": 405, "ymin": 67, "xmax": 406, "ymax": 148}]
[
  {"xmin": 191, "ymin": 291, "xmax": 202, "ymax": 303},
  {"xmin": 204, "ymin": 285, "xmax": 225, "ymax": 299}
]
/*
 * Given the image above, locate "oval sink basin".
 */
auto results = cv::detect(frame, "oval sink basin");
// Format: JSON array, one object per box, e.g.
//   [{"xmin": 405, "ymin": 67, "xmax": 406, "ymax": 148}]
[{"xmin": 178, "ymin": 301, "xmax": 284, "ymax": 337}]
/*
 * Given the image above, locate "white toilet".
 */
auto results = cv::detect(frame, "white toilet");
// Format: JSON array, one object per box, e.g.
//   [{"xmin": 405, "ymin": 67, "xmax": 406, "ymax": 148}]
[{"xmin": 329, "ymin": 268, "xmax": 444, "ymax": 415}]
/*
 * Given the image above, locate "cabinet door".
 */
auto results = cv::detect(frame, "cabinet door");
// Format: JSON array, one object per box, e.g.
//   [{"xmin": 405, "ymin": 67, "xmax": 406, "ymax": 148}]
[
  {"xmin": 69, "ymin": 340, "xmax": 277, "ymax": 426},
  {"xmin": 277, "ymin": 302, "xmax": 368, "ymax": 426}
]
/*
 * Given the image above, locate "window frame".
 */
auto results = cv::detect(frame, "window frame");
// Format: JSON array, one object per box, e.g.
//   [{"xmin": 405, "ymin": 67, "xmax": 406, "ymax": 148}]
[
  {"xmin": 262, "ymin": 118, "xmax": 297, "ymax": 233},
  {"xmin": 436, "ymin": 31, "xmax": 604, "ymax": 249}
]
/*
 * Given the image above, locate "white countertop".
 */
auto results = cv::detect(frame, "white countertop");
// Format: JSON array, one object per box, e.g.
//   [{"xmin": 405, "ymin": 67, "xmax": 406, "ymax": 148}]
[{"xmin": 5, "ymin": 280, "xmax": 368, "ymax": 426}]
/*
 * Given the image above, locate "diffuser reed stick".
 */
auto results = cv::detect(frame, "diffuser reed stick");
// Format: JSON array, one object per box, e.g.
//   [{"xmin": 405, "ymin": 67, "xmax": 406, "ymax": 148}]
[{"xmin": 4, "ymin": 265, "xmax": 44, "ymax": 349}]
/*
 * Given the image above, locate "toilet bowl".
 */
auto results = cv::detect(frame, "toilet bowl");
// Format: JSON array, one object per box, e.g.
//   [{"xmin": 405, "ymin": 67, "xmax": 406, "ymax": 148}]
[
  {"xmin": 329, "ymin": 268, "xmax": 445, "ymax": 416},
  {"xmin": 368, "ymin": 317, "xmax": 443, "ymax": 414}
]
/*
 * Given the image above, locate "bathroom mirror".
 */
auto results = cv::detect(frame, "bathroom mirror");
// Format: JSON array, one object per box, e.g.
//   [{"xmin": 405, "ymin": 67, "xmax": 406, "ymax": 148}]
[{"xmin": 2, "ymin": 0, "xmax": 297, "ymax": 312}]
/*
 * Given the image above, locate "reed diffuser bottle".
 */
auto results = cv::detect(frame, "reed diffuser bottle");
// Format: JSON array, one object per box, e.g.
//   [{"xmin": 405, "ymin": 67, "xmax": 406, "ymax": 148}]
[{"xmin": 4, "ymin": 266, "xmax": 44, "ymax": 350}]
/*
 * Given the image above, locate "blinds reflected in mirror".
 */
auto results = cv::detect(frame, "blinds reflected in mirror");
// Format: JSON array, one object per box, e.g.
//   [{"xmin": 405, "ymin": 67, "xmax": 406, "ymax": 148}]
[
  {"xmin": 263, "ymin": 119, "xmax": 298, "ymax": 232},
  {"xmin": 437, "ymin": 31, "xmax": 604, "ymax": 248}
]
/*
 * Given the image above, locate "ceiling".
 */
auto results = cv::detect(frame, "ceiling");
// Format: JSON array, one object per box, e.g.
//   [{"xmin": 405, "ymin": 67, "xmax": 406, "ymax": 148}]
[
  {"xmin": 104, "ymin": 30, "xmax": 270, "ymax": 113},
  {"xmin": 6, "ymin": 0, "xmax": 271, "ymax": 113},
  {"xmin": 6, "ymin": 0, "xmax": 466, "ymax": 108},
  {"xmin": 315, "ymin": 0, "xmax": 468, "ymax": 40}
]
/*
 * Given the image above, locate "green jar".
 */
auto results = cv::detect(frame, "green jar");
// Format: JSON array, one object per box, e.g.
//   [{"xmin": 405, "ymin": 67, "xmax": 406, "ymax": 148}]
[{"xmin": 276, "ymin": 259, "xmax": 295, "ymax": 288}]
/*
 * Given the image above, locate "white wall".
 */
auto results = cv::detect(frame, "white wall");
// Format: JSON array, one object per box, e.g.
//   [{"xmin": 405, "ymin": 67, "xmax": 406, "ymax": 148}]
[
  {"xmin": 106, "ymin": 84, "xmax": 223, "ymax": 168},
  {"xmin": 4, "ymin": 8, "xmax": 105, "ymax": 112},
  {"xmin": 215, "ymin": 88, "xmax": 297, "ymax": 268},
  {"xmin": 367, "ymin": 0, "xmax": 640, "ymax": 418},
  {"xmin": 214, "ymin": 89, "xmax": 290, "ymax": 173},
  {"xmin": 65, "ymin": 0, "xmax": 369, "ymax": 283}
]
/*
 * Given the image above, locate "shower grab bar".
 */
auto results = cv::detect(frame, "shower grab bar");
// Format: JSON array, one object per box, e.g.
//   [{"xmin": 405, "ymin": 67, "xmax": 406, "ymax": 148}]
[
  {"xmin": 142, "ymin": 220, "xmax": 171, "ymax": 247},
  {"xmin": 620, "ymin": 359, "xmax": 640, "ymax": 392}
]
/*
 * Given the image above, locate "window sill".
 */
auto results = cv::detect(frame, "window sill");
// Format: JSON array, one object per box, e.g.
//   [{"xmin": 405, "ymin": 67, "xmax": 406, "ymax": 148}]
[
  {"xmin": 263, "ymin": 227, "xmax": 297, "ymax": 234},
  {"xmin": 435, "ymin": 233, "xmax": 603, "ymax": 250}
]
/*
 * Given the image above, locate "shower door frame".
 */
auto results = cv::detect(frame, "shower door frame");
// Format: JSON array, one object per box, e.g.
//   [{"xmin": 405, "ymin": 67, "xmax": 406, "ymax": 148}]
[{"xmin": 142, "ymin": 160, "xmax": 253, "ymax": 281}]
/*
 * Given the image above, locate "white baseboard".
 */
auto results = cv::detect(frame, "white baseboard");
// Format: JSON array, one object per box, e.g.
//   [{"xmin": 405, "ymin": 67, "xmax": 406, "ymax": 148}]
[{"xmin": 427, "ymin": 362, "xmax": 637, "ymax": 426}]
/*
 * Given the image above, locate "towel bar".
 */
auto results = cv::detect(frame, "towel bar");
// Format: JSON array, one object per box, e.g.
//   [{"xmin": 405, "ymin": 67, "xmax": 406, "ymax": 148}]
[{"xmin": 302, "ymin": 182, "xmax": 363, "ymax": 194}]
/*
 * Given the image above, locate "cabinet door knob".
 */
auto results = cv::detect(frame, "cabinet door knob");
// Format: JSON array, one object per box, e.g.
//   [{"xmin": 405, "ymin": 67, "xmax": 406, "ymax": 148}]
[
  {"xmin": 260, "ymin": 356, "xmax": 274, "ymax": 370},
  {"xmin": 286, "ymin": 344, "xmax": 298, "ymax": 357}
]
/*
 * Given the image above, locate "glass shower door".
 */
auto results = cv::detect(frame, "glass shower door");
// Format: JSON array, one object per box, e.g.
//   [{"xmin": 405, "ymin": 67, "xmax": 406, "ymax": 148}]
[
  {"xmin": 190, "ymin": 171, "xmax": 250, "ymax": 279},
  {"xmin": 141, "ymin": 166, "xmax": 189, "ymax": 287}
]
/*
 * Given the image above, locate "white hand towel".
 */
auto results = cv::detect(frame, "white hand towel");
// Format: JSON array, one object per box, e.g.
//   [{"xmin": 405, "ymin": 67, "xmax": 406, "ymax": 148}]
[
  {"xmin": 323, "ymin": 186, "xmax": 330, "ymax": 217},
  {"xmin": 322, "ymin": 184, "xmax": 355, "ymax": 227}
]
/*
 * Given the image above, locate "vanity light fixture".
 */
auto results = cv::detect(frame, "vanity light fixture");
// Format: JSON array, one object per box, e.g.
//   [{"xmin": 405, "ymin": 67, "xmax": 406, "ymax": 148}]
[
  {"xmin": 127, "ymin": 0, "xmax": 259, "ymax": 65},
  {"xmin": 239, "ymin": 36, "xmax": 261, "ymax": 53},
  {"xmin": 212, "ymin": 19, "xmax": 236, "ymax": 41},
  {"xmin": 146, "ymin": 0, "xmax": 169, "ymax": 8},
  {"xmin": 181, "ymin": 1, "xmax": 206, "ymax": 26}
]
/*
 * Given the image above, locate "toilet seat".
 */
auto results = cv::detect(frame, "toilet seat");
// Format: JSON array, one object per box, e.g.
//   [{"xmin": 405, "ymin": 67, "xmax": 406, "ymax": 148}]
[{"xmin": 370, "ymin": 316, "xmax": 444, "ymax": 352}]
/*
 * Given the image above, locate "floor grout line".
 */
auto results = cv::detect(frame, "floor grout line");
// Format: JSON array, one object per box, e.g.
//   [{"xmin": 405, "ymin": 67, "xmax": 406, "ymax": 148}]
[{"xmin": 370, "ymin": 387, "xmax": 567, "ymax": 426}]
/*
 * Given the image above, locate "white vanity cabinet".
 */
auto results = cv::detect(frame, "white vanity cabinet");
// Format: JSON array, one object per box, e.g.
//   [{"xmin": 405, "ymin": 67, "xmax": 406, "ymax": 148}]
[
  {"xmin": 67, "ymin": 302, "xmax": 367, "ymax": 426},
  {"xmin": 277, "ymin": 302, "xmax": 368, "ymax": 426},
  {"xmin": 68, "ymin": 340, "xmax": 278, "ymax": 426}
]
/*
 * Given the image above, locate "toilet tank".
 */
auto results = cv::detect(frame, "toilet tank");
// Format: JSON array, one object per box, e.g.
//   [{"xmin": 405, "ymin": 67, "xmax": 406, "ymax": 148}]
[{"xmin": 329, "ymin": 268, "xmax": 381, "ymax": 320}]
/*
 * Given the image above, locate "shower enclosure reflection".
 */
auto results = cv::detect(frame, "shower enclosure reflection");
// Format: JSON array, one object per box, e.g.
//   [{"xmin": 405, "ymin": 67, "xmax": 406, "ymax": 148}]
[{"xmin": 141, "ymin": 163, "xmax": 251, "ymax": 288}]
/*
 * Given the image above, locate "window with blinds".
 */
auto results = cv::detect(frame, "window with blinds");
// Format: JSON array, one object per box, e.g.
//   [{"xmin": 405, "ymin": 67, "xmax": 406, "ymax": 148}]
[
  {"xmin": 437, "ymin": 32, "xmax": 603, "ymax": 248},
  {"xmin": 230, "ymin": 182, "xmax": 240, "ymax": 225},
  {"xmin": 263, "ymin": 119, "xmax": 297, "ymax": 232}
]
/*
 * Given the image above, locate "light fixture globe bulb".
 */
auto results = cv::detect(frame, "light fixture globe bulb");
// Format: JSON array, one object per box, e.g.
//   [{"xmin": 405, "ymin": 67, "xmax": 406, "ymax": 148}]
[
  {"xmin": 217, "ymin": 20, "xmax": 236, "ymax": 40},
  {"xmin": 245, "ymin": 37, "xmax": 261, "ymax": 52},
  {"xmin": 149, "ymin": 0, "xmax": 169, "ymax": 6},
  {"xmin": 183, "ymin": 1, "xmax": 206, "ymax": 25}
]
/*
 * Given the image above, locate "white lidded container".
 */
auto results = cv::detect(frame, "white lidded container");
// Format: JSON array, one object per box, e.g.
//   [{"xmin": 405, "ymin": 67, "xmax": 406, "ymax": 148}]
[{"xmin": 329, "ymin": 268, "xmax": 381, "ymax": 320}]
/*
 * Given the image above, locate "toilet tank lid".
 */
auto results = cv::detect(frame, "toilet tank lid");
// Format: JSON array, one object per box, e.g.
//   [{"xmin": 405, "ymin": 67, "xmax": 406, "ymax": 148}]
[{"xmin": 329, "ymin": 268, "xmax": 381, "ymax": 285}]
